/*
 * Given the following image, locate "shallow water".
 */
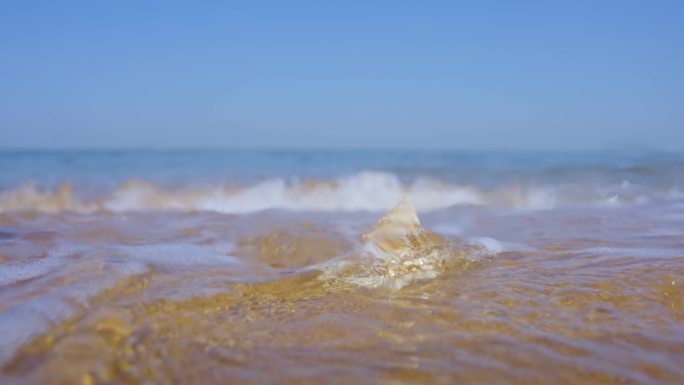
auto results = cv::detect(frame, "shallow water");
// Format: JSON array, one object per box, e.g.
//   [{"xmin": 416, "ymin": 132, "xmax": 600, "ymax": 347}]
[{"xmin": 1, "ymin": 150, "xmax": 683, "ymax": 384}]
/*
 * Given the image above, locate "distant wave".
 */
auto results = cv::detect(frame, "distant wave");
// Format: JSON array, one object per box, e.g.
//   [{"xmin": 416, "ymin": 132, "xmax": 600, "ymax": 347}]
[{"xmin": 0, "ymin": 171, "xmax": 676, "ymax": 214}]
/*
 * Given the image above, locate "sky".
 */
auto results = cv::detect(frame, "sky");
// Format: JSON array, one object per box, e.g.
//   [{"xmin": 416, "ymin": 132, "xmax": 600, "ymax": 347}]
[{"xmin": 1, "ymin": 1, "xmax": 683, "ymax": 150}]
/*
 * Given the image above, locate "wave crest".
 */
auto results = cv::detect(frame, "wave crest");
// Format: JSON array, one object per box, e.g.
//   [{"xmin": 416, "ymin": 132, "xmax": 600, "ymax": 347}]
[
  {"xmin": 0, "ymin": 172, "xmax": 482, "ymax": 213},
  {"xmin": 0, "ymin": 170, "xmax": 662, "ymax": 213},
  {"xmin": 320, "ymin": 196, "xmax": 493, "ymax": 289}
]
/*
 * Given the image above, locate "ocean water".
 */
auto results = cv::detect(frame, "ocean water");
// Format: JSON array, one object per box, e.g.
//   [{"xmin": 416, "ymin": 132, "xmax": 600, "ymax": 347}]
[{"xmin": 0, "ymin": 150, "xmax": 683, "ymax": 384}]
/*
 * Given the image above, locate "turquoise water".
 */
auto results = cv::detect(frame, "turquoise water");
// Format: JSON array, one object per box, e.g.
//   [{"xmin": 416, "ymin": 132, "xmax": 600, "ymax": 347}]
[{"xmin": 1, "ymin": 150, "xmax": 682, "ymax": 212}]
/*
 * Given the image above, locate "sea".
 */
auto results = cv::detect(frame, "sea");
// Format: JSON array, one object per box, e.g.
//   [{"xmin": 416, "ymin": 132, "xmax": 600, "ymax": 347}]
[{"xmin": 0, "ymin": 149, "xmax": 683, "ymax": 384}]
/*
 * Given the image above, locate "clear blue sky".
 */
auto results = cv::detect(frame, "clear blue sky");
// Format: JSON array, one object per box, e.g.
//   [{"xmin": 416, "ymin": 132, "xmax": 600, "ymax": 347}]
[{"xmin": 1, "ymin": 1, "xmax": 682, "ymax": 150}]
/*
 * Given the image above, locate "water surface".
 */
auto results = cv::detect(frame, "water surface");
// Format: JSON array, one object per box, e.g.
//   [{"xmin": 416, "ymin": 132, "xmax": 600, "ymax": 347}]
[{"xmin": 0, "ymin": 150, "xmax": 683, "ymax": 384}]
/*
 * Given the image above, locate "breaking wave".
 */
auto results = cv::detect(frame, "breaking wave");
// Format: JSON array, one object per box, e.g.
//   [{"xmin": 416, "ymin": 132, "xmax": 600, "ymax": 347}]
[
  {"xmin": 0, "ymin": 171, "xmax": 672, "ymax": 214},
  {"xmin": 319, "ymin": 196, "xmax": 495, "ymax": 289}
]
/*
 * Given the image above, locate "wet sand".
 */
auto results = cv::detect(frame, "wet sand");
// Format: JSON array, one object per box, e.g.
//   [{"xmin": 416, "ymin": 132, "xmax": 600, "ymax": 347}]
[{"xmin": 1, "ymin": 197, "xmax": 683, "ymax": 384}]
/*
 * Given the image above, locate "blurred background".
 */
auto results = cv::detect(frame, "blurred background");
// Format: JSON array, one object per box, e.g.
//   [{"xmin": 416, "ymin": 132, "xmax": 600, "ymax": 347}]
[{"xmin": 1, "ymin": 1, "xmax": 683, "ymax": 150}]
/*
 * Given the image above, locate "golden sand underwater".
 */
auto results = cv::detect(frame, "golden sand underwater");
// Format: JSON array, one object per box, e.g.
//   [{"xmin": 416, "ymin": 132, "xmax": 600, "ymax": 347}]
[{"xmin": 1, "ymin": 190, "xmax": 683, "ymax": 384}]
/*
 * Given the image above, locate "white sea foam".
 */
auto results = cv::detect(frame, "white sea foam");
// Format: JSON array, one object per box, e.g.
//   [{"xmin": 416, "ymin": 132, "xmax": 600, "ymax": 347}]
[
  {"xmin": 320, "ymin": 196, "xmax": 499, "ymax": 289},
  {"xmin": 0, "ymin": 254, "xmax": 67, "ymax": 286},
  {"xmin": 114, "ymin": 244, "xmax": 240, "ymax": 268},
  {"xmin": 468, "ymin": 237, "xmax": 504, "ymax": 254},
  {"xmin": 0, "ymin": 171, "xmax": 671, "ymax": 214},
  {"xmin": 0, "ymin": 258, "xmax": 149, "ymax": 364}
]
